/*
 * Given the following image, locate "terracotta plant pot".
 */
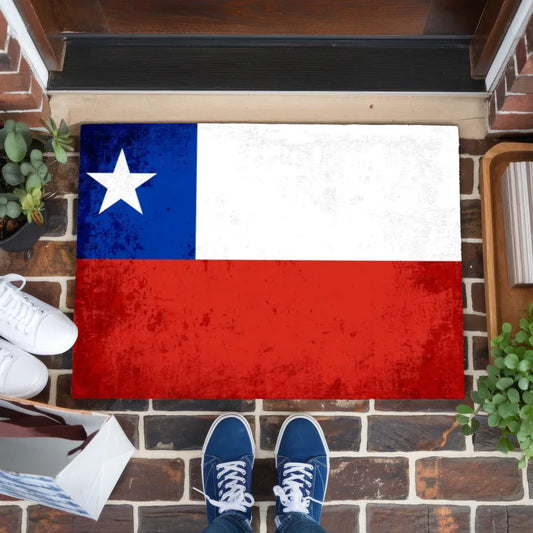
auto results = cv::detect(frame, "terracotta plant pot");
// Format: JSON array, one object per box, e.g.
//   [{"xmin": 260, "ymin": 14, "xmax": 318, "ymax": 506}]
[{"xmin": 0, "ymin": 215, "xmax": 45, "ymax": 252}]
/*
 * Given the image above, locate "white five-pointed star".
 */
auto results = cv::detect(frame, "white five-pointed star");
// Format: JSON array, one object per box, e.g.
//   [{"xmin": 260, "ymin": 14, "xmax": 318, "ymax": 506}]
[{"xmin": 87, "ymin": 149, "xmax": 156, "ymax": 214}]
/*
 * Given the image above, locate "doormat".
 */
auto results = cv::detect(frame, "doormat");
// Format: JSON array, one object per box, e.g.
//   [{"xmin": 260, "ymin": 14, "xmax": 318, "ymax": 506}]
[{"xmin": 73, "ymin": 123, "xmax": 463, "ymax": 399}]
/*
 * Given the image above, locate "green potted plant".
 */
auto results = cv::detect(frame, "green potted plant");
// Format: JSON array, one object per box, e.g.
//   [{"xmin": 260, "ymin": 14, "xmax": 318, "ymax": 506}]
[
  {"xmin": 457, "ymin": 303, "xmax": 533, "ymax": 468},
  {"xmin": 0, "ymin": 118, "xmax": 73, "ymax": 251}
]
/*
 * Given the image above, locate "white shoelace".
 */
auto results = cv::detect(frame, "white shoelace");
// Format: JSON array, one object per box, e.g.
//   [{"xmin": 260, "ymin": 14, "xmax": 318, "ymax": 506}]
[
  {"xmin": 0, "ymin": 274, "xmax": 40, "ymax": 334},
  {"xmin": 273, "ymin": 462, "xmax": 320, "ymax": 514},
  {"xmin": 194, "ymin": 460, "xmax": 254, "ymax": 515}
]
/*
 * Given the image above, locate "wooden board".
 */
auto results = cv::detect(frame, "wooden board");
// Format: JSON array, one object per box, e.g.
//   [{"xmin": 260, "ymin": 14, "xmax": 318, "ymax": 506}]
[
  {"xmin": 20, "ymin": 0, "xmax": 486, "ymax": 36},
  {"xmin": 481, "ymin": 143, "xmax": 533, "ymax": 346}
]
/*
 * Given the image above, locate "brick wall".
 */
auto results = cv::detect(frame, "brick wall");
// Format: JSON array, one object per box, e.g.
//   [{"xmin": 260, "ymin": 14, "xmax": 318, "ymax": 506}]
[
  {"xmin": 0, "ymin": 139, "xmax": 531, "ymax": 532},
  {"xmin": 0, "ymin": 9, "xmax": 49, "ymax": 127},
  {"xmin": 489, "ymin": 12, "xmax": 533, "ymax": 134}
]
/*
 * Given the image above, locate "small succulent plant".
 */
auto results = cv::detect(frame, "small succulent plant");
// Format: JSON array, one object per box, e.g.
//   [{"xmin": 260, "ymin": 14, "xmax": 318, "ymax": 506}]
[{"xmin": 0, "ymin": 118, "xmax": 72, "ymax": 225}]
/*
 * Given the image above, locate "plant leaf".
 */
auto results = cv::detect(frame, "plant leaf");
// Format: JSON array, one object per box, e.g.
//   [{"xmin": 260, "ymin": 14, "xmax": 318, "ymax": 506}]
[
  {"xmin": 488, "ymin": 412, "xmax": 501, "ymax": 426},
  {"xmin": 52, "ymin": 139, "xmax": 67, "ymax": 164},
  {"xmin": 502, "ymin": 323, "xmax": 513, "ymax": 334},
  {"xmin": 507, "ymin": 388, "xmax": 520, "ymax": 403},
  {"xmin": 4, "ymin": 131, "xmax": 27, "ymax": 162},
  {"xmin": 461, "ymin": 424, "xmax": 472, "ymax": 436},
  {"xmin": 14, "ymin": 122, "xmax": 32, "ymax": 147},
  {"xmin": 6, "ymin": 200, "xmax": 21, "ymax": 218},
  {"xmin": 497, "ymin": 436, "xmax": 514, "ymax": 454},
  {"xmin": 519, "ymin": 377, "xmax": 529, "ymax": 390},
  {"xmin": 497, "ymin": 377, "xmax": 514, "ymax": 390},
  {"xmin": 30, "ymin": 149, "xmax": 43, "ymax": 167},
  {"xmin": 1, "ymin": 162, "xmax": 23, "ymax": 185},
  {"xmin": 456, "ymin": 414, "xmax": 470, "ymax": 425},
  {"xmin": 457, "ymin": 404, "xmax": 474, "ymax": 415},
  {"xmin": 504, "ymin": 353, "xmax": 519, "ymax": 369}
]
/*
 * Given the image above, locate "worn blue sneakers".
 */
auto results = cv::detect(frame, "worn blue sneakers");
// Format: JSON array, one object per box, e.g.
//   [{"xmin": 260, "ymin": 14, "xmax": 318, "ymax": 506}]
[
  {"xmin": 200, "ymin": 413, "xmax": 255, "ymax": 525},
  {"xmin": 273, "ymin": 414, "xmax": 330, "ymax": 526}
]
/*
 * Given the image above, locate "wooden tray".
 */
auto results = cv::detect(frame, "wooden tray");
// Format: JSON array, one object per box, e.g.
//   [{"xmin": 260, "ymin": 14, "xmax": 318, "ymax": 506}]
[{"xmin": 481, "ymin": 142, "xmax": 533, "ymax": 343}]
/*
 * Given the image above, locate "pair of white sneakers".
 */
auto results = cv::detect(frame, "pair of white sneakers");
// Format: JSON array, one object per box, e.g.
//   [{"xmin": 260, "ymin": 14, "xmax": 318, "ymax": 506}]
[{"xmin": 0, "ymin": 274, "xmax": 78, "ymax": 399}]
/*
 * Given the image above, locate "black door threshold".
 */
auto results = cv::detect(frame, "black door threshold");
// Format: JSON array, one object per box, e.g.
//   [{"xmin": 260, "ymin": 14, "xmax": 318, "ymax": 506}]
[{"xmin": 49, "ymin": 35, "xmax": 485, "ymax": 93}]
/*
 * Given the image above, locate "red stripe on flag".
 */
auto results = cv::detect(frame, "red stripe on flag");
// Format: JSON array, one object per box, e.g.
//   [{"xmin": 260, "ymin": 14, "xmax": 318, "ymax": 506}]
[{"xmin": 73, "ymin": 259, "xmax": 464, "ymax": 399}]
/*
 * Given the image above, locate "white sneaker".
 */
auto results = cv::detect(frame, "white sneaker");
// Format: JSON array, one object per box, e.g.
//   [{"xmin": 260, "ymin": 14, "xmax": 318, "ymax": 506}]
[
  {"xmin": 0, "ymin": 338, "xmax": 48, "ymax": 398},
  {"xmin": 0, "ymin": 274, "xmax": 78, "ymax": 355}
]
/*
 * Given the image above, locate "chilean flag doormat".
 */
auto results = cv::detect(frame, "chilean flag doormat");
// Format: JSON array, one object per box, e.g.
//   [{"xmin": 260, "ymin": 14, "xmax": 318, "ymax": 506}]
[{"xmin": 73, "ymin": 123, "xmax": 463, "ymax": 399}]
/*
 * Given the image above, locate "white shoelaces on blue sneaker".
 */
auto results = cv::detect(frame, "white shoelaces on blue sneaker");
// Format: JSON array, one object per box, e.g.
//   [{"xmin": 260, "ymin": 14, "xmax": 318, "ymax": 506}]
[
  {"xmin": 273, "ymin": 462, "xmax": 321, "ymax": 514},
  {"xmin": 195, "ymin": 460, "xmax": 254, "ymax": 515},
  {"xmin": 0, "ymin": 274, "xmax": 40, "ymax": 334}
]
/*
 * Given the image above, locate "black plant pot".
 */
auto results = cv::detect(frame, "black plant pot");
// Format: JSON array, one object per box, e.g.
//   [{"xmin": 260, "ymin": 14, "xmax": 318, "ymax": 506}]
[{"xmin": 0, "ymin": 215, "xmax": 45, "ymax": 252}]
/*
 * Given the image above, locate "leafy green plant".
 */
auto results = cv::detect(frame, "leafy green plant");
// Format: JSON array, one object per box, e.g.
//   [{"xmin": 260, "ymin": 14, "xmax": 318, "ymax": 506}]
[
  {"xmin": 0, "ymin": 118, "xmax": 73, "ymax": 225},
  {"xmin": 457, "ymin": 303, "xmax": 533, "ymax": 468}
]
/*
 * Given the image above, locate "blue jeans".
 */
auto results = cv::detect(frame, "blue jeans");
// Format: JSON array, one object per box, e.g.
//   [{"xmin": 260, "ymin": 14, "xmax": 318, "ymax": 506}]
[{"xmin": 202, "ymin": 511, "xmax": 327, "ymax": 533}]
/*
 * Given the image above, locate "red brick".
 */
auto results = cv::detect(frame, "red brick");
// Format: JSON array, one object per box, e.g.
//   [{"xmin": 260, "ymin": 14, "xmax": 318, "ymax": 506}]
[
  {"xmin": 0, "ymin": 241, "xmax": 76, "ymax": 277},
  {"xmin": 461, "ymin": 199, "xmax": 481, "ymax": 238},
  {"xmin": 144, "ymin": 415, "xmax": 254, "ymax": 450},
  {"xmin": 368, "ymin": 415, "xmax": 465, "ymax": 452},
  {"xmin": 463, "ymin": 313, "xmax": 487, "ymax": 332},
  {"xmin": 0, "ymin": 10, "xmax": 7, "ymax": 49},
  {"xmin": 416, "ymin": 458, "xmax": 523, "ymax": 500},
  {"xmin": 500, "ymin": 93, "xmax": 533, "ymax": 112},
  {"xmin": 23, "ymin": 281, "xmax": 61, "ymax": 307},
  {"xmin": 114, "ymin": 414, "xmax": 139, "ymax": 448},
  {"xmin": 3, "ymin": 37, "xmax": 20, "ymax": 72},
  {"xmin": 506, "ymin": 58, "xmax": 533, "ymax": 93},
  {"xmin": 367, "ymin": 504, "xmax": 470, "ymax": 533},
  {"xmin": 46, "ymin": 156, "xmax": 79, "ymax": 195},
  {"xmin": 459, "ymin": 158, "xmax": 474, "ymax": 195},
  {"xmin": 42, "ymin": 198, "xmax": 68, "ymax": 237},
  {"xmin": 461, "ymin": 241, "xmax": 484, "ymax": 278},
  {"xmin": 471, "ymin": 282, "xmax": 486, "ymax": 313},
  {"xmin": 515, "ymin": 37, "xmax": 528, "ymax": 75},
  {"xmin": 473, "ymin": 335, "xmax": 489, "ymax": 369},
  {"xmin": 523, "ymin": 55, "xmax": 533, "ymax": 75},
  {"xmin": 27, "ymin": 505, "xmax": 133, "ymax": 533},
  {"xmin": 328, "ymin": 458, "xmax": 409, "ymax": 500},
  {"xmin": 66, "ymin": 278, "xmax": 75, "ymax": 309},
  {"xmin": 459, "ymin": 139, "xmax": 498, "ymax": 156},
  {"xmin": 110, "ymin": 459, "xmax": 184, "ymax": 501},
  {"xmin": 139, "ymin": 505, "xmax": 222, "ymax": 533},
  {"xmin": 0, "ymin": 57, "xmax": 31, "ymax": 92},
  {"xmin": 476, "ymin": 505, "xmax": 533, "ymax": 533},
  {"xmin": 490, "ymin": 111, "xmax": 533, "ymax": 131},
  {"xmin": 0, "ymin": 108, "xmax": 47, "ymax": 128},
  {"xmin": 263, "ymin": 399, "xmax": 368, "ymax": 412},
  {"xmin": 493, "ymin": 74, "xmax": 507, "ymax": 111},
  {"xmin": 0, "ymin": 505, "xmax": 21, "ymax": 533},
  {"xmin": 260, "ymin": 415, "xmax": 360, "ymax": 451},
  {"xmin": 0, "ymin": 76, "xmax": 43, "ymax": 110}
]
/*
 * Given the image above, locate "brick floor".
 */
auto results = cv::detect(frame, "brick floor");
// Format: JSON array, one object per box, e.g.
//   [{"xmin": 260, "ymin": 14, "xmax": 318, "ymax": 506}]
[{"xmin": 0, "ymin": 140, "xmax": 531, "ymax": 532}]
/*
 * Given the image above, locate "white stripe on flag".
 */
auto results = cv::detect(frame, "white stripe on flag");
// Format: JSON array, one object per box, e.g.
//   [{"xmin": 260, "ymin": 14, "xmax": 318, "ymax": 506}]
[{"xmin": 196, "ymin": 124, "xmax": 460, "ymax": 261}]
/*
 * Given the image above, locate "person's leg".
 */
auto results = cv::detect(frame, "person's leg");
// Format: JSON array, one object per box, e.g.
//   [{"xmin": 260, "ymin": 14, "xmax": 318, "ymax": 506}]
[
  {"xmin": 198, "ymin": 414, "xmax": 255, "ymax": 533},
  {"xmin": 273, "ymin": 414, "xmax": 329, "ymax": 533},
  {"xmin": 202, "ymin": 512, "xmax": 253, "ymax": 533}
]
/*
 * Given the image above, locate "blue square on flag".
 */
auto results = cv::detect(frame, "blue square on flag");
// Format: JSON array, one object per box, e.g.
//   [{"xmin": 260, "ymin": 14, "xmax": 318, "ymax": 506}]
[{"xmin": 78, "ymin": 123, "xmax": 197, "ymax": 259}]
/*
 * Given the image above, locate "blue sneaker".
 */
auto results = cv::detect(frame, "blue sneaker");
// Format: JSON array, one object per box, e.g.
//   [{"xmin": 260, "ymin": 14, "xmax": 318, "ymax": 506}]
[
  {"xmin": 199, "ymin": 414, "xmax": 255, "ymax": 525},
  {"xmin": 273, "ymin": 414, "xmax": 329, "ymax": 526}
]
